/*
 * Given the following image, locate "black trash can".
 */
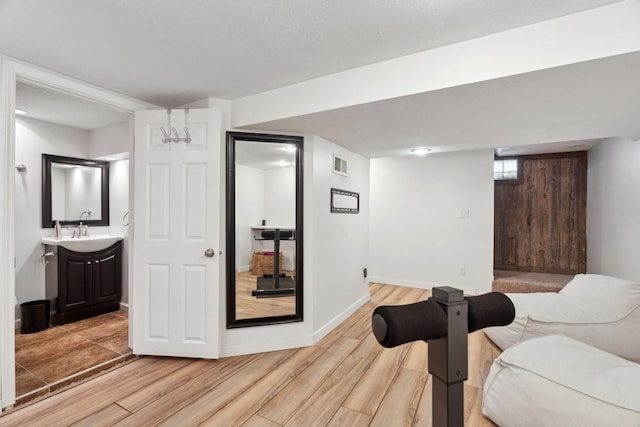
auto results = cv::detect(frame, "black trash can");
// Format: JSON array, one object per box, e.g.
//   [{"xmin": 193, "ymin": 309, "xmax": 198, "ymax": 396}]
[{"xmin": 20, "ymin": 300, "xmax": 50, "ymax": 334}]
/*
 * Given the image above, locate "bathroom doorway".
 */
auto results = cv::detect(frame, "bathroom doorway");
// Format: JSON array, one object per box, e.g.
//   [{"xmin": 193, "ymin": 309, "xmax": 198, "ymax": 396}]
[
  {"xmin": 1, "ymin": 58, "xmax": 146, "ymax": 409},
  {"xmin": 14, "ymin": 80, "xmax": 133, "ymax": 403}
]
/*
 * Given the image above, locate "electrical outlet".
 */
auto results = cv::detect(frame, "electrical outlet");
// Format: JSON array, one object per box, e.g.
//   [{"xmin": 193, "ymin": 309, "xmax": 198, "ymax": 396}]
[
  {"xmin": 458, "ymin": 265, "xmax": 466, "ymax": 275},
  {"xmin": 458, "ymin": 209, "xmax": 470, "ymax": 218}
]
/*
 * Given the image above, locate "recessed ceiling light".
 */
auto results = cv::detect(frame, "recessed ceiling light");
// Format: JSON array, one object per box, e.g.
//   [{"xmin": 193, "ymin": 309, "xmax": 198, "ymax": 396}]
[
  {"xmin": 410, "ymin": 147, "xmax": 431, "ymax": 155},
  {"xmin": 283, "ymin": 145, "xmax": 296, "ymax": 152},
  {"xmin": 277, "ymin": 160, "xmax": 289, "ymax": 167},
  {"xmin": 15, "ymin": 108, "xmax": 27, "ymax": 115}
]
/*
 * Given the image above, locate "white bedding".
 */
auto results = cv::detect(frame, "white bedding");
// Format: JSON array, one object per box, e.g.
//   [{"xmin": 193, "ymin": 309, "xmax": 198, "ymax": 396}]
[
  {"xmin": 483, "ymin": 335, "xmax": 640, "ymax": 427},
  {"xmin": 484, "ymin": 274, "xmax": 640, "ymax": 363}
]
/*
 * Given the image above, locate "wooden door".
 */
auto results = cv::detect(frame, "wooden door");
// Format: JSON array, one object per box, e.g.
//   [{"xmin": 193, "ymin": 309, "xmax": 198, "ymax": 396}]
[
  {"xmin": 132, "ymin": 108, "xmax": 221, "ymax": 358},
  {"xmin": 494, "ymin": 152, "xmax": 587, "ymax": 274}
]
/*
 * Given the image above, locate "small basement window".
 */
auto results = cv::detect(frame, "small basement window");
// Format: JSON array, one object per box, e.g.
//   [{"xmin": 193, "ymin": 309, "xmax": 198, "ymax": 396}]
[{"xmin": 494, "ymin": 158, "xmax": 519, "ymax": 181}]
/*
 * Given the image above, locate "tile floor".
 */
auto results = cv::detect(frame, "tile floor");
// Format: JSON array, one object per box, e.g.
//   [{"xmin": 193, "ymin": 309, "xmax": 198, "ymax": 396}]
[{"xmin": 15, "ymin": 310, "xmax": 132, "ymax": 404}]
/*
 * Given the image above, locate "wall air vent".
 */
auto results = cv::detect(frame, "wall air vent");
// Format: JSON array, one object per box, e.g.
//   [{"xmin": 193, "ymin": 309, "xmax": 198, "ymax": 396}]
[{"xmin": 333, "ymin": 154, "xmax": 348, "ymax": 176}]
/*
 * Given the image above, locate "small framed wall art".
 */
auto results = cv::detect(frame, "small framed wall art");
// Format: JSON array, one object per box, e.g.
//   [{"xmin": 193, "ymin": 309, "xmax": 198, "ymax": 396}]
[{"xmin": 330, "ymin": 188, "xmax": 359, "ymax": 213}]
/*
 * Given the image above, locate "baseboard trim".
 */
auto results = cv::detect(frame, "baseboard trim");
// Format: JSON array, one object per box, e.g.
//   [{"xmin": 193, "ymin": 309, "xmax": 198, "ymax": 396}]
[
  {"xmin": 369, "ymin": 275, "xmax": 440, "ymax": 289},
  {"xmin": 119, "ymin": 302, "xmax": 129, "ymax": 312},
  {"xmin": 313, "ymin": 292, "xmax": 370, "ymax": 343},
  {"xmin": 220, "ymin": 334, "xmax": 314, "ymax": 358},
  {"xmin": 369, "ymin": 276, "xmax": 482, "ymax": 295}
]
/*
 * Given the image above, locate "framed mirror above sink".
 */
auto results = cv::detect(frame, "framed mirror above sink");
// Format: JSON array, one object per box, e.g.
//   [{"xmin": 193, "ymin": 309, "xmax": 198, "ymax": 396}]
[{"xmin": 42, "ymin": 154, "xmax": 110, "ymax": 228}]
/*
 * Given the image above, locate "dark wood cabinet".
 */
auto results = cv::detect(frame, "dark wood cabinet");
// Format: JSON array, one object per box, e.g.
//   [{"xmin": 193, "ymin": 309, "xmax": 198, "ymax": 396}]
[{"xmin": 55, "ymin": 241, "xmax": 122, "ymax": 325}]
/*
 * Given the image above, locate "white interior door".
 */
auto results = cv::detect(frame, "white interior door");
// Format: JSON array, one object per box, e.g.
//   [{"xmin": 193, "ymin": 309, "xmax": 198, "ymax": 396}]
[{"xmin": 132, "ymin": 108, "xmax": 221, "ymax": 358}]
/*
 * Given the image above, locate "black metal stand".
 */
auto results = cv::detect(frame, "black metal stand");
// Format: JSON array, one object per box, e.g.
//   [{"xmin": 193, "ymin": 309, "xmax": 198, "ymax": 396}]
[
  {"xmin": 428, "ymin": 287, "xmax": 468, "ymax": 427},
  {"xmin": 252, "ymin": 228, "xmax": 295, "ymax": 298},
  {"xmin": 371, "ymin": 286, "xmax": 515, "ymax": 427}
]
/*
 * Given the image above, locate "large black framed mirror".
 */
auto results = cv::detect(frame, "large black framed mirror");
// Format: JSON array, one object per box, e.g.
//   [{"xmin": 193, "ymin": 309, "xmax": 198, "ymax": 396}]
[
  {"xmin": 226, "ymin": 132, "xmax": 303, "ymax": 328},
  {"xmin": 42, "ymin": 154, "xmax": 110, "ymax": 228}
]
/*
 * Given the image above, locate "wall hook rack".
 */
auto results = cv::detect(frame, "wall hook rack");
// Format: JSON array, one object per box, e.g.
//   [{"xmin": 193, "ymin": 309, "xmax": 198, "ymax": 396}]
[{"xmin": 160, "ymin": 126, "xmax": 192, "ymax": 144}]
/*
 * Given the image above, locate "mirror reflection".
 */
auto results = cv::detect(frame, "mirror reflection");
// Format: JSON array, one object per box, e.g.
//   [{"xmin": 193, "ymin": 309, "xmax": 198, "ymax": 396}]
[
  {"xmin": 226, "ymin": 132, "xmax": 303, "ymax": 328},
  {"xmin": 42, "ymin": 154, "xmax": 110, "ymax": 227},
  {"xmin": 51, "ymin": 163, "xmax": 102, "ymax": 221}
]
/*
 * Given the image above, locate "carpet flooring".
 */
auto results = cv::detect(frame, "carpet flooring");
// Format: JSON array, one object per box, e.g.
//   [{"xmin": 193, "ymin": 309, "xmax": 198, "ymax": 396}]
[{"xmin": 492, "ymin": 270, "xmax": 574, "ymax": 293}]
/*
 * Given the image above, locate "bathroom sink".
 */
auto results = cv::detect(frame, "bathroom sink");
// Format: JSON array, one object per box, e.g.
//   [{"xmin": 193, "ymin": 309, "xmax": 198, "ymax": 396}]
[{"xmin": 42, "ymin": 235, "xmax": 123, "ymax": 252}]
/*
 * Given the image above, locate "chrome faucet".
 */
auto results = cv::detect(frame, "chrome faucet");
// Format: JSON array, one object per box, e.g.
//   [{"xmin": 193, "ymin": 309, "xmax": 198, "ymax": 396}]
[
  {"xmin": 79, "ymin": 210, "xmax": 92, "ymax": 221},
  {"xmin": 73, "ymin": 222, "xmax": 90, "ymax": 238}
]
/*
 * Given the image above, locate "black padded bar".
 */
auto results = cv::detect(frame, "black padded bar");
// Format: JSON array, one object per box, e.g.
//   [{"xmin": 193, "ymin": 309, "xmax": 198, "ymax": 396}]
[
  {"xmin": 372, "ymin": 300, "xmax": 447, "ymax": 348},
  {"xmin": 372, "ymin": 288, "xmax": 515, "ymax": 427},
  {"xmin": 465, "ymin": 292, "xmax": 515, "ymax": 333},
  {"xmin": 372, "ymin": 292, "xmax": 515, "ymax": 347}
]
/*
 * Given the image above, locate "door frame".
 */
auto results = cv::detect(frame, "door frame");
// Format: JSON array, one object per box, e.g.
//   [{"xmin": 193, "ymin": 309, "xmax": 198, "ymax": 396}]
[{"xmin": 0, "ymin": 55, "xmax": 147, "ymax": 409}]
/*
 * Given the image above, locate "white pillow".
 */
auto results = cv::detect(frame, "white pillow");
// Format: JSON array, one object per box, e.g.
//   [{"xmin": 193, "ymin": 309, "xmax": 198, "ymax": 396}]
[
  {"xmin": 484, "ymin": 274, "xmax": 640, "ymax": 362},
  {"xmin": 483, "ymin": 335, "xmax": 640, "ymax": 427},
  {"xmin": 559, "ymin": 274, "xmax": 640, "ymax": 320}
]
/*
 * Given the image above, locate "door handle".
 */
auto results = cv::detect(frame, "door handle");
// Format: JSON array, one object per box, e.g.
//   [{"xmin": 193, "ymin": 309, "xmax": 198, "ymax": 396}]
[{"xmin": 204, "ymin": 248, "xmax": 215, "ymax": 258}]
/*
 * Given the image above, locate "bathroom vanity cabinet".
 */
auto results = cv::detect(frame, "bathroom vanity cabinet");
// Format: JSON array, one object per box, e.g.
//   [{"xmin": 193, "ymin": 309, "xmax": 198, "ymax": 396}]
[{"xmin": 54, "ymin": 240, "xmax": 122, "ymax": 325}]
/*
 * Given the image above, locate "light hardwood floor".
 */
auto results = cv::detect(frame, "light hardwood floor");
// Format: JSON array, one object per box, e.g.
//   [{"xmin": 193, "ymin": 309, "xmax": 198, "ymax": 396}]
[
  {"xmin": 236, "ymin": 271, "xmax": 295, "ymax": 319},
  {"xmin": 0, "ymin": 284, "xmax": 500, "ymax": 426}
]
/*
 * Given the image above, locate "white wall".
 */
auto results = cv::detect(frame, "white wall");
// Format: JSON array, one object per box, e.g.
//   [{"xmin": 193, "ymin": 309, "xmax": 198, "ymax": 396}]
[
  {"xmin": 235, "ymin": 164, "xmax": 265, "ymax": 271},
  {"xmin": 587, "ymin": 137, "xmax": 640, "ymax": 282},
  {"xmin": 309, "ymin": 135, "xmax": 370, "ymax": 339},
  {"xmin": 89, "ymin": 120, "xmax": 129, "ymax": 158},
  {"xmin": 369, "ymin": 149, "xmax": 495, "ymax": 295},
  {"xmin": 109, "ymin": 159, "xmax": 130, "ymax": 305}
]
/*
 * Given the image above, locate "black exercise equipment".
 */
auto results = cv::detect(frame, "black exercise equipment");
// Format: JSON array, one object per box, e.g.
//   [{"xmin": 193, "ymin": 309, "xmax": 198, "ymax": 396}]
[
  {"xmin": 372, "ymin": 286, "xmax": 515, "ymax": 427},
  {"xmin": 252, "ymin": 228, "xmax": 296, "ymax": 298}
]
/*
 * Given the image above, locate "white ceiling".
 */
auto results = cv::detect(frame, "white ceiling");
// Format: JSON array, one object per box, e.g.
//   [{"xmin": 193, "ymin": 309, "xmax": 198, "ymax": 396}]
[
  {"xmin": 255, "ymin": 51, "xmax": 640, "ymax": 157},
  {"xmin": 1, "ymin": 0, "xmax": 636, "ymax": 156},
  {"xmin": 16, "ymin": 81, "xmax": 131, "ymax": 130}
]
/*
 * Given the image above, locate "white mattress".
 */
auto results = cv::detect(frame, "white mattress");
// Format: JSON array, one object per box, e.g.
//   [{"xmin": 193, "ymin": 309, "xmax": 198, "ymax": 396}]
[
  {"xmin": 484, "ymin": 274, "xmax": 640, "ymax": 363},
  {"xmin": 483, "ymin": 335, "xmax": 640, "ymax": 427}
]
